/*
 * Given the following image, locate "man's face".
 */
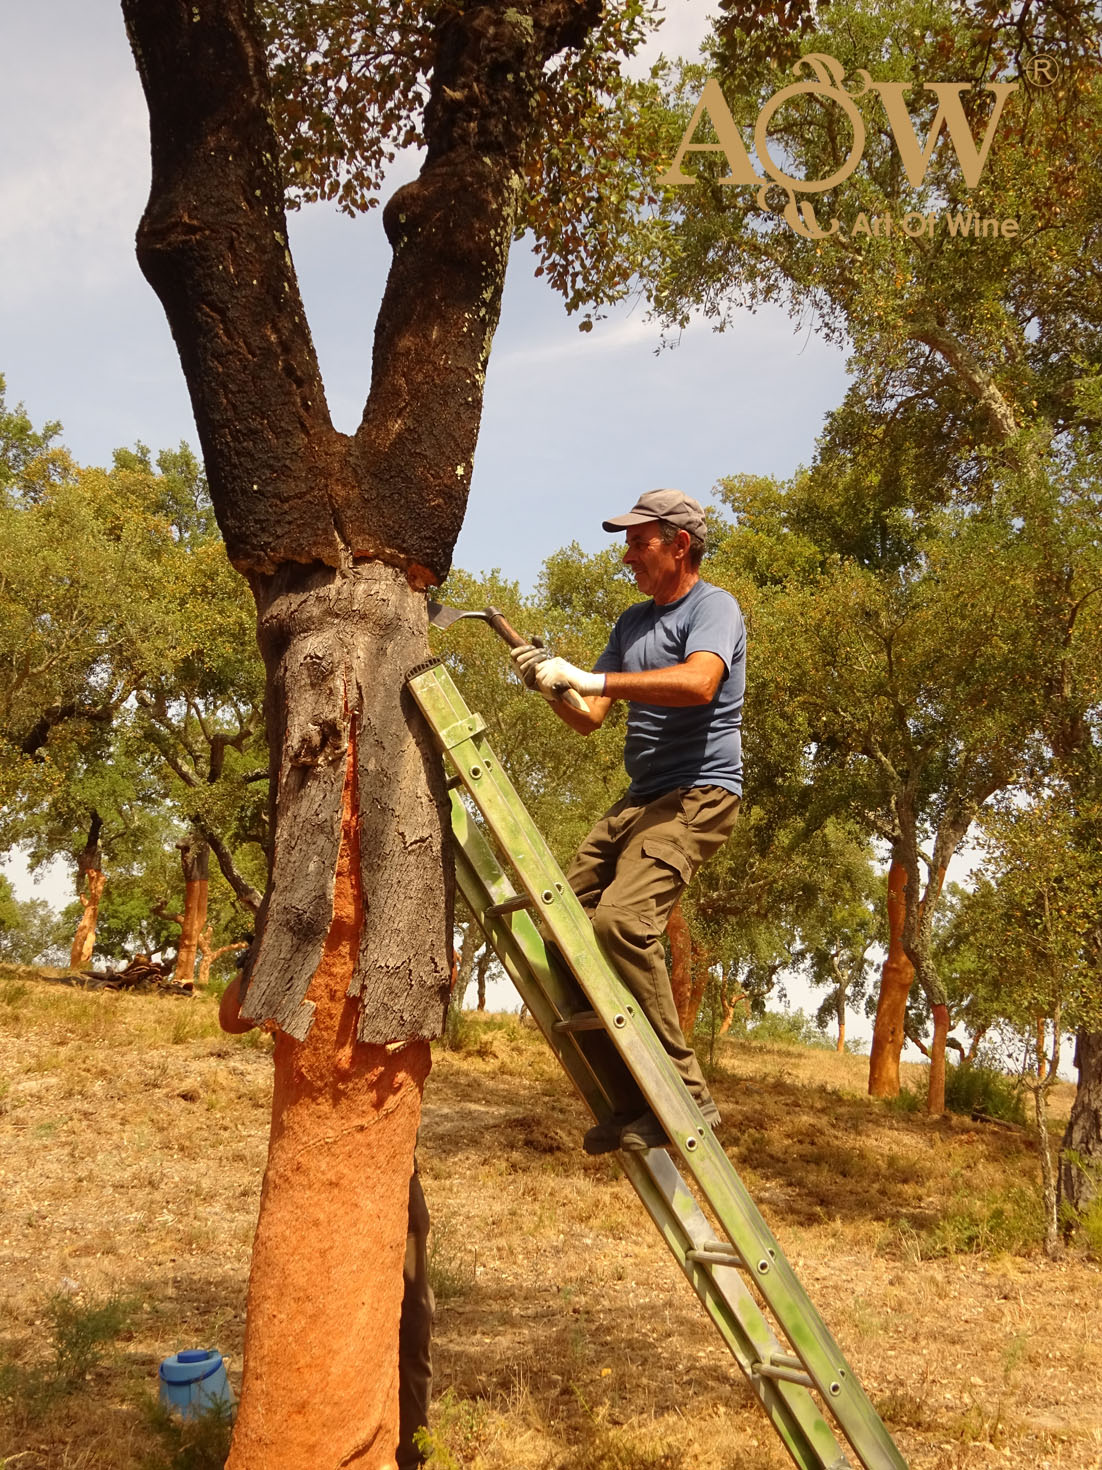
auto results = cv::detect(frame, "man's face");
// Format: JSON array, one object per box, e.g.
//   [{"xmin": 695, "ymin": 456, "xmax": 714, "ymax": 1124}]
[{"xmin": 622, "ymin": 520, "xmax": 681, "ymax": 596}]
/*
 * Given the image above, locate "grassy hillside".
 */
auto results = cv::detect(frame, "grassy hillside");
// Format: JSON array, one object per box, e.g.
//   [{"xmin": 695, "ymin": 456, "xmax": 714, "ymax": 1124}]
[{"xmin": 0, "ymin": 969, "xmax": 1098, "ymax": 1469}]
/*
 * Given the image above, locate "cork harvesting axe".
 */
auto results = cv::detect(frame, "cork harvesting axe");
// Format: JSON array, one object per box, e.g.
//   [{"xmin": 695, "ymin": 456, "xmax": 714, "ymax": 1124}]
[{"xmin": 426, "ymin": 601, "xmax": 588, "ymax": 711}]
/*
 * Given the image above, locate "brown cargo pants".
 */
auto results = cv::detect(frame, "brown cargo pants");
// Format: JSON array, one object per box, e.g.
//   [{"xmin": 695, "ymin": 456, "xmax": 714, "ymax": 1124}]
[{"xmin": 566, "ymin": 784, "xmax": 740, "ymax": 1116}]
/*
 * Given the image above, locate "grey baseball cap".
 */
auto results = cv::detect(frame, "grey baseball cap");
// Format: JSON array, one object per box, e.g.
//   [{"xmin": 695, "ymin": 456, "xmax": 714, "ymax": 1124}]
[{"xmin": 602, "ymin": 488, "xmax": 707, "ymax": 541}]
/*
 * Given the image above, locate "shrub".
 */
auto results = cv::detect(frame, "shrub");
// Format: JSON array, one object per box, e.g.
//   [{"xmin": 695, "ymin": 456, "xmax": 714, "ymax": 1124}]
[{"xmin": 944, "ymin": 1062, "xmax": 1025, "ymax": 1125}]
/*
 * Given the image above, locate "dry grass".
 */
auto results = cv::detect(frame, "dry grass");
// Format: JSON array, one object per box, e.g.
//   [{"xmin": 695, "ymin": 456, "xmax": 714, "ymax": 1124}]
[{"xmin": 1, "ymin": 970, "xmax": 1099, "ymax": 1470}]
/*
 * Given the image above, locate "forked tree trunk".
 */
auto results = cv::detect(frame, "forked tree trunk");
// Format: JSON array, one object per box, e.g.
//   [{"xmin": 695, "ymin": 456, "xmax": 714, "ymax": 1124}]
[
  {"xmin": 173, "ymin": 835, "xmax": 210, "ymax": 983},
  {"xmin": 196, "ymin": 928, "xmax": 248, "ymax": 988},
  {"xmin": 122, "ymin": 0, "xmax": 602, "ymax": 1462},
  {"xmin": 868, "ymin": 854, "xmax": 914, "ymax": 1098},
  {"xmin": 1061, "ymin": 1030, "xmax": 1102, "ymax": 1227}
]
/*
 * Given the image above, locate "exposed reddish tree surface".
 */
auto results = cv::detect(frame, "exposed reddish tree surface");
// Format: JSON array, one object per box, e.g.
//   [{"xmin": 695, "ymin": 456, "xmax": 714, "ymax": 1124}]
[
  {"xmin": 868, "ymin": 854, "xmax": 914, "ymax": 1098},
  {"xmin": 69, "ymin": 812, "xmax": 105, "ymax": 968},
  {"xmin": 228, "ymin": 751, "xmax": 430, "ymax": 1470},
  {"xmin": 667, "ymin": 899, "xmax": 714, "ymax": 1038},
  {"xmin": 197, "ymin": 928, "xmax": 249, "ymax": 988},
  {"xmin": 70, "ymin": 869, "xmax": 106, "ymax": 969},
  {"xmin": 172, "ymin": 835, "xmax": 209, "ymax": 984}
]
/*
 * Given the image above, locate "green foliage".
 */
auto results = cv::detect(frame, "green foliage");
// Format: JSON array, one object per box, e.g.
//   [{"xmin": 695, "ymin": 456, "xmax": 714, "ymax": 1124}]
[
  {"xmin": 0, "ymin": 409, "xmax": 267, "ymax": 961},
  {"xmin": 943, "ymin": 1062, "xmax": 1025, "ymax": 1125},
  {"xmin": 142, "ymin": 1399, "xmax": 235, "ymax": 1470},
  {"xmin": 741, "ymin": 1006, "xmax": 833, "ymax": 1049},
  {"xmin": 0, "ymin": 1289, "xmax": 134, "ymax": 1427},
  {"xmin": 0, "ymin": 874, "xmax": 63, "ymax": 963},
  {"xmin": 260, "ymin": 0, "xmax": 665, "ymax": 322},
  {"xmin": 921, "ymin": 1184, "xmax": 1042, "ymax": 1258},
  {"xmin": 46, "ymin": 1290, "xmax": 134, "ymax": 1387},
  {"xmin": 414, "ymin": 1388, "xmax": 494, "ymax": 1469}
]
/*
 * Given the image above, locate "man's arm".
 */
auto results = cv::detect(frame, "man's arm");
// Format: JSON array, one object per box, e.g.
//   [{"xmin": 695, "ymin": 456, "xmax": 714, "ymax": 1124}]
[{"xmin": 542, "ymin": 651, "xmax": 726, "ymax": 735}]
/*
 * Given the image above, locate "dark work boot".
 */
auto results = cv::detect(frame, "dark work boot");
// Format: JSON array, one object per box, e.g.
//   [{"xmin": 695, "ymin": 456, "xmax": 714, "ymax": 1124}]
[
  {"xmin": 619, "ymin": 1110, "xmax": 671, "ymax": 1152},
  {"xmin": 583, "ymin": 1112, "xmax": 634, "ymax": 1155}
]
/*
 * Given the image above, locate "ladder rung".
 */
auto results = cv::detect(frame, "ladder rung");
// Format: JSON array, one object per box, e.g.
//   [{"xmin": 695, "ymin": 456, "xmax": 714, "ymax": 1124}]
[
  {"xmin": 484, "ymin": 894, "xmax": 534, "ymax": 916},
  {"xmin": 754, "ymin": 1360, "xmax": 815, "ymax": 1389},
  {"xmin": 687, "ymin": 1246, "xmax": 743, "ymax": 1267},
  {"xmin": 553, "ymin": 1010, "xmax": 606, "ymax": 1034}
]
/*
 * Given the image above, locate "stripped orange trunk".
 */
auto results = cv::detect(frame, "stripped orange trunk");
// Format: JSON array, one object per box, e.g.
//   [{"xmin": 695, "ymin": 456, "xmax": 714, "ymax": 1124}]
[
  {"xmin": 928, "ymin": 1003, "xmax": 950, "ymax": 1114},
  {"xmin": 667, "ymin": 899, "xmax": 711, "ymax": 1038},
  {"xmin": 228, "ymin": 752, "xmax": 429, "ymax": 1470},
  {"xmin": 69, "ymin": 868, "xmax": 106, "ymax": 968},
  {"xmin": 174, "ymin": 840, "xmax": 210, "ymax": 984},
  {"xmin": 868, "ymin": 856, "xmax": 914, "ymax": 1098}
]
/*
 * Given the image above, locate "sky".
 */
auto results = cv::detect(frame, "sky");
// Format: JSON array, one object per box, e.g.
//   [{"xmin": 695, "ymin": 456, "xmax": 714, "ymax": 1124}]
[
  {"xmin": 0, "ymin": 2, "xmax": 868, "ymax": 1030},
  {"xmin": 0, "ymin": 1, "xmax": 849, "ymax": 592}
]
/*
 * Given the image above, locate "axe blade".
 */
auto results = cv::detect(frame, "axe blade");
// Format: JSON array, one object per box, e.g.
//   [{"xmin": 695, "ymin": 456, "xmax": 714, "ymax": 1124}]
[{"xmin": 427, "ymin": 600, "xmax": 479, "ymax": 631}]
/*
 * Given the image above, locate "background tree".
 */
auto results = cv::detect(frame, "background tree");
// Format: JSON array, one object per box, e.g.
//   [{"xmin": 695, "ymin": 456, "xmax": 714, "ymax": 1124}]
[
  {"xmin": 630, "ymin": 0, "xmax": 1102, "ymax": 1106},
  {"xmin": 953, "ymin": 787, "xmax": 1102, "ymax": 1255}
]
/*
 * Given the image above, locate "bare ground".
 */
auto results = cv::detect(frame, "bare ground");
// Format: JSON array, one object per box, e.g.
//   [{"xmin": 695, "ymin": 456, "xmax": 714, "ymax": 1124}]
[{"xmin": 0, "ymin": 970, "xmax": 1099, "ymax": 1470}]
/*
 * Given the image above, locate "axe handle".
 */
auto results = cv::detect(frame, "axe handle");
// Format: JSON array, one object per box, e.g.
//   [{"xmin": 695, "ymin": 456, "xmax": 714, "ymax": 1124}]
[
  {"xmin": 482, "ymin": 608, "xmax": 527, "ymax": 649},
  {"xmin": 484, "ymin": 607, "xmax": 590, "ymax": 713}
]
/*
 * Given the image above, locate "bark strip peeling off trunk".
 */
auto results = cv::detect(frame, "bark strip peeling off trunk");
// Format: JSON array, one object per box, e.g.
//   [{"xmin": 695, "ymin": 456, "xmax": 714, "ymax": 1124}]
[{"xmin": 242, "ymin": 561, "xmax": 453, "ymax": 1043}]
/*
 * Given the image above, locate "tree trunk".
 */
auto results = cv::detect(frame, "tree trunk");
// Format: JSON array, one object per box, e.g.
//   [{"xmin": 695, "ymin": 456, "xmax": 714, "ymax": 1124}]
[
  {"xmin": 70, "ymin": 812, "xmax": 105, "ymax": 968},
  {"xmin": 229, "ymin": 748, "xmax": 431, "ymax": 1470},
  {"xmin": 1034, "ymin": 1078, "xmax": 1061, "ymax": 1260},
  {"xmin": 685, "ymin": 943, "xmax": 711, "ymax": 1039},
  {"xmin": 173, "ymin": 835, "xmax": 210, "ymax": 983},
  {"xmin": 868, "ymin": 854, "xmax": 914, "ymax": 1098},
  {"xmin": 718, "ymin": 971, "xmax": 747, "ymax": 1036},
  {"xmin": 927, "ymin": 1002, "xmax": 949, "ymax": 1114},
  {"xmin": 122, "ymin": 0, "xmax": 603, "ymax": 1461},
  {"xmin": 196, "ymin": 929, "xmax": 248, "ymax": 988},
  {"xmin": 70, "ymin": 869, "xmax": 106, "ymax": 969},
  {"xmin": 1060, "ymin": 1030, "xmax": 1102, "ymax": 1226}
]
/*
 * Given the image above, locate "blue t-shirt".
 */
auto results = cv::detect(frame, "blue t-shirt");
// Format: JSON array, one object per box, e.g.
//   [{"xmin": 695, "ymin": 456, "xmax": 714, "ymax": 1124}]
[{"xmin": 594, "ymin": 579, "xmax": 745, "ymax": 800}]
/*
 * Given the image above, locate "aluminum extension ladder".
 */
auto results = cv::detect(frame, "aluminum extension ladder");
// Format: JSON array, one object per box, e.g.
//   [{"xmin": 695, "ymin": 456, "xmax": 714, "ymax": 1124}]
[{"xmin": 407, "ymin": 660, "xmax": 908, "ymax": 1470}]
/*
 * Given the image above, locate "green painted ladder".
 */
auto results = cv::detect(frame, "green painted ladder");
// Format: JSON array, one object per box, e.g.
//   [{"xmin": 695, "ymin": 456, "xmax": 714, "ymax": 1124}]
[{"xmin": 408, "ymin": 661, "xmax": 908, "ymax": 1470}]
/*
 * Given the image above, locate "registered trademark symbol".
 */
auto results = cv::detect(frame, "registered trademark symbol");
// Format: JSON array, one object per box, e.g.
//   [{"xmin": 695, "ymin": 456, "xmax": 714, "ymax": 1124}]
[{"xmin": 1023, "ymin": 54, "xmax": 1062, "ymax": 88}]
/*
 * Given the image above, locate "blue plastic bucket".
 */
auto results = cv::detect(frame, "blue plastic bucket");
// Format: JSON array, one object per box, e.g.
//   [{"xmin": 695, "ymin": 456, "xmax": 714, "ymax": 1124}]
[{"xmin": 158, "ymin": 1349, "xmax": 235, "ymax": 1419}]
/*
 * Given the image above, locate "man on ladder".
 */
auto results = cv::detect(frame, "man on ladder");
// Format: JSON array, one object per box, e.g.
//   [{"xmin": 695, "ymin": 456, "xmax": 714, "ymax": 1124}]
[{"xmin": 511, "ymin": 488, "xmax": 745, "ymax": 1154}]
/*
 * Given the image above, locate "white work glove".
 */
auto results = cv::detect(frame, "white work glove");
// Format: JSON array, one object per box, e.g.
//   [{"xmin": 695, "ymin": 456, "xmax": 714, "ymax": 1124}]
[
  {"xmin": 530, "ymin": 656, "xmax": 606, "ymax": 700},
  {"xmin": 509, "ymin": 645, "xmax": 605, "ymax": 705},
  {"xmin": 510, "ymin": 643, "xmax": 548, "ymax": 692}
]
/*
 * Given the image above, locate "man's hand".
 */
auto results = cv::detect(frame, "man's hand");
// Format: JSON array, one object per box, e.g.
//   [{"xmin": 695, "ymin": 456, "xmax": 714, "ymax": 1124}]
[
  {"xmin": 510, "ymin": 643, "xmax": 548, "ymax": 693},
  {"xmin": 510, "ymin": 645, "xmax": 604, "ymax": 706},
  {"xmin": 530, "ymin": 656, "xmax": 606, "ymax": 700}
]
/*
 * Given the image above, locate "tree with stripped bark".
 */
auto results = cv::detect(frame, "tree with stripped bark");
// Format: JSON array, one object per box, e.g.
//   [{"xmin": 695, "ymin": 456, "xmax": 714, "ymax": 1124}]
[{"xmin": 115, "ymin": 0, "xmax": 708, "ymax": 1461}]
